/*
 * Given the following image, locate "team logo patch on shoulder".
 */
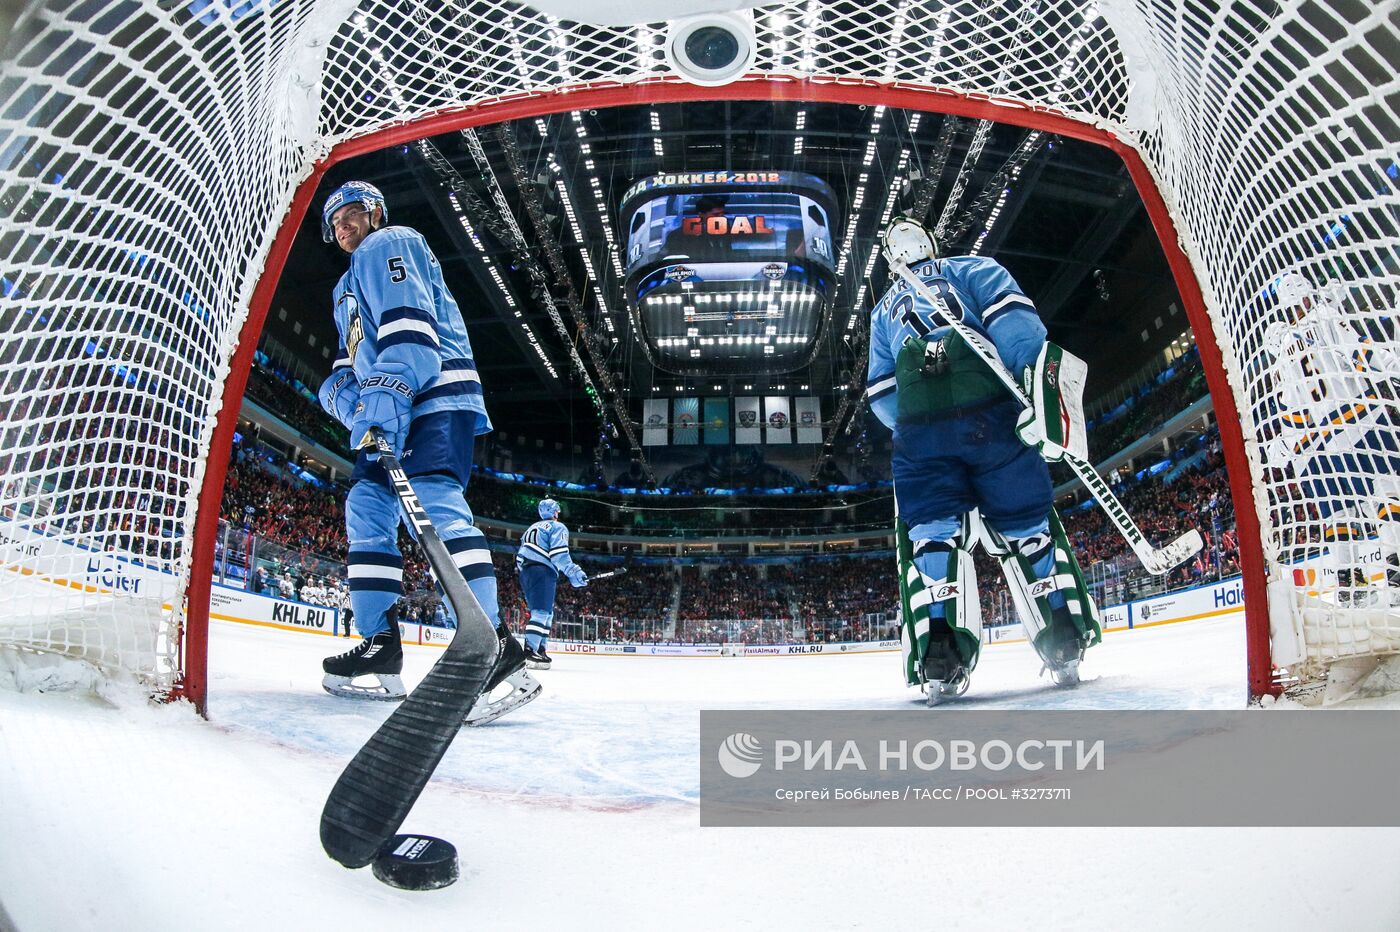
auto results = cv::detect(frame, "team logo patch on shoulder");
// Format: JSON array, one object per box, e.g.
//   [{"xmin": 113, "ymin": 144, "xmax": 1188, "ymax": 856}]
[{"xmin": 341, "ymin": 292, "xmax": 364, "ymax": 361}]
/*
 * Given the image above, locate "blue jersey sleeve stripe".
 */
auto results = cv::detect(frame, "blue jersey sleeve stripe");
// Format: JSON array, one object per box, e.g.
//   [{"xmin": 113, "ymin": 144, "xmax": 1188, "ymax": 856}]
[
  {"xmin": 867, "ymin": 375, "xmax": 897, "ymax": 399},
  {"xmin": 378, "ymin": 330, "xmax": 439, "ymax": 350},
  {"xmin": 378, "ymin": 316, "xmax": 439, "ymax": 343},
  {"xmin": 379, "ymin": 306, "xmax": 437, "ymax": 326},
  {"xmin": 982, "ymin": 294, "xmax": 1035, "ymax": 329},
  {"xmin": 416, "ymin": 379, "xmax": 484, "ymax": 404}
]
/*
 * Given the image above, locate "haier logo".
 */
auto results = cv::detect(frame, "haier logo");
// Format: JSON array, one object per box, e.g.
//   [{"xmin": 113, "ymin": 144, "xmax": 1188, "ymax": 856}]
[
  {"xmin": 1213, "ymin": 583, "xmax": 1245, "ymax": 609},
  {"xmin": 86, "ymin": 557, "xmax": 142, "ymax": 595}
]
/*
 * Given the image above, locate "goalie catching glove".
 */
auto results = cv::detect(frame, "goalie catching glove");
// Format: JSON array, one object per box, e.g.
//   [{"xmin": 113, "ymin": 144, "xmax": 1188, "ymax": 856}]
[{"xmin": 1014, "ymin": 342, "xmax": 1089, "ymax": 463}]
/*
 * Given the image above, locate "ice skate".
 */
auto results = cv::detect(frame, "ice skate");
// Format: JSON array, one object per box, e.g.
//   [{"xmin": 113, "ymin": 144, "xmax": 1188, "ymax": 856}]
[
  {"xmin": 921, "ymin": 637, "xmax": 970, "ymax": 707},
  {"xmin": 524, "ymin": 644, "xmax": 552, "ymax": 670},
  {"xmin": 1038, "ymin": 627, "xmax": 1086, "ymax": 688},
  {"xmin": 464, "ymin": 625, "xmax": 541, "ymax": 726},
  {"xmin": 322, "ymin": 620, "xmax": 405, "ymax": 701}
]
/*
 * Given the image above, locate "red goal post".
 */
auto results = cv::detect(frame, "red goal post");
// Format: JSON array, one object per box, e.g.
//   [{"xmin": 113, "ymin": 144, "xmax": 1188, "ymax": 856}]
[{"xmin": 0, "ymin": 0, "xmax": 1393, "ymax": 712}]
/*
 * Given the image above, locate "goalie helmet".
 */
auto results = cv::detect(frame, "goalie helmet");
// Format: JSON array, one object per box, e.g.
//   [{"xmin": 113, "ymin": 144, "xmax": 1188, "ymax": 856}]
[
  {"xmin": 1274, "ymin": 271, "xmax": 1314, "ymax": 308},
  {"xmin": 321, "ymin": 181, "xmax": 387, "ymax": 243},
  {"xmin": 882, "ymin": 214, "xmax": 937, "ymax": 267},
  {"xmin": 538, "ymin": 498, "xmax": 561, "ymax": 520}
]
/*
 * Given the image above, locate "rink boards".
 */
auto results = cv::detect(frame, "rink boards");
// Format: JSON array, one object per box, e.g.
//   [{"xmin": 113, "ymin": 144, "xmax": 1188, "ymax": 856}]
[
  {"xmin": 5, "ymin": 522, "xmax": 1248, "ymax": 654},
  {"xmin": 1, "ymin": 521, "xmax": 341, "ymax": 636}
]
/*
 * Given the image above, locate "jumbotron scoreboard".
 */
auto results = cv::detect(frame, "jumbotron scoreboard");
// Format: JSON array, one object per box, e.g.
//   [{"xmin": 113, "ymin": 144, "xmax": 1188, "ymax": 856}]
[{"xmin": 620, "ymin": 171, "xmax": 838, "ymax": 375}]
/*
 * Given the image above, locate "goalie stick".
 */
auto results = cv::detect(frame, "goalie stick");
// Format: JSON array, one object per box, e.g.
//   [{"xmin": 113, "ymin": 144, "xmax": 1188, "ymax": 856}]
[
  {"xmin": 890, "ymin": 260, "xmax": 1203, "ymax": 576},
  {"xmin": 320, "ymin": 428, "xmax": 501, "ymax": 869}
]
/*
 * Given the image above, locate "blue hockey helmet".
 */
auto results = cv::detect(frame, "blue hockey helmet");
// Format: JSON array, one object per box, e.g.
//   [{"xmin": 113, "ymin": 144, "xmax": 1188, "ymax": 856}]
[
  {"xmin": 538, "ymin": 498, "xmax": 561, "ymax": 520},
  {"xmin": 321, "ymin": 181, "xmax": 387, "ymax": 243}
]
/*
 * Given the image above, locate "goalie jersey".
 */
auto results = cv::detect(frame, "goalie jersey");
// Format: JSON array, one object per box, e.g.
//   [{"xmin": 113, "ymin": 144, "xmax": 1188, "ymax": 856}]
[
  {"xmin": 866, "ymin": 255, "xmax": 1046, "ymax": 430},
  {"xmin": 329, "ymin": 226, "xmax": 492, "ymax": 433},
  {"xmin": 517, "ymin": 519, "xmax": 586, "ymax": 583},
  {"xmin": 1262, "ymin": 298, "xmax": 1400, "ymax": 464}
]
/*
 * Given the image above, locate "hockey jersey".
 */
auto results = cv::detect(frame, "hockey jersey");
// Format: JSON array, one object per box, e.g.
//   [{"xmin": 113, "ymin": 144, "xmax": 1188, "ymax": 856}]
[
  {"xmin": 329, "ymin": 226, "xmax": 491, "ymax": 433},
  {"xmin": 866, "ymin": 255, "xmax": 1045, "ymax": 430},
  {"xmin": 1261, "ymin": 299, "xmax": 1400, "ymax": 463},
  {"xmin": 516, "ymin": 518, "xmax": 586, "ymax": 584}
]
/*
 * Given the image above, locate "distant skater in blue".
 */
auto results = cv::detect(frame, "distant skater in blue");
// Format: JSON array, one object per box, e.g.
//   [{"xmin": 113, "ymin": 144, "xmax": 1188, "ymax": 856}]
[{"xmin": 516, "ymin": 498, "xmax": 589, "ymax": 669}]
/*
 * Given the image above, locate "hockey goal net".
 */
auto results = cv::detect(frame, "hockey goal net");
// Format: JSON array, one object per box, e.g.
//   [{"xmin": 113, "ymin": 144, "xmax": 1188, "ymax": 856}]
[{"xmin": 0, "ymin": 0, "xmax": 1395, "ymax": 709}]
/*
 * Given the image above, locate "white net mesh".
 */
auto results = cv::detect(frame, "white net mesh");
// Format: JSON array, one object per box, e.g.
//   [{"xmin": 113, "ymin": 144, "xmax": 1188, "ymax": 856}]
[{"xmin": 0, "ymin": 0, "xmax": 1395, "ymax": 695}]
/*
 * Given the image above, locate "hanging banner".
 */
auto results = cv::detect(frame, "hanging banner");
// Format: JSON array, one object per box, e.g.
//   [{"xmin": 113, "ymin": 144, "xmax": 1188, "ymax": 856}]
[
  {"xmin": 794, "ymin": 397, "xmax": 822, "ymax": 444},
  {"xmin": 703, "ymin": 397, "xmax": 729, "ymax": 445},
  {"xmin": 642, "ymin": 398, "xmax": 669, "ymax": 445},
  {"xmin": 764, "ymin": 396, "xmax": 791, "ymax": 444},
  {"xmin": 673, "ymin": 397, "xmax": 700, "ymax": 445},
  {"xmin": 735, "ymin": 397, "xmax": 762, "ymax": 444}
]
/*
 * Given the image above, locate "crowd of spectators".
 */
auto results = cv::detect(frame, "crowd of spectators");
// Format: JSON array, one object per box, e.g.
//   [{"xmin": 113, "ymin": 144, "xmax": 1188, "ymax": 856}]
[
  {"xmin": 676, "ymin": 563, "xmax": 789, "ymax": 622},
  {"xmin": 244, "ymin": 356, "xmax": 353, "ymax": 458},
  {"xmin": 1088, "ymin": 348, "xmax": 1205, "ymax": 461}
]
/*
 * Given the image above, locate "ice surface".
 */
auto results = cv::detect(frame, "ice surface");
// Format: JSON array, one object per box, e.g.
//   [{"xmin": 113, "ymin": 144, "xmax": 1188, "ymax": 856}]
[{"xmin": 2, "ymin": 604, "xmax": 1399, "ymax": 931}]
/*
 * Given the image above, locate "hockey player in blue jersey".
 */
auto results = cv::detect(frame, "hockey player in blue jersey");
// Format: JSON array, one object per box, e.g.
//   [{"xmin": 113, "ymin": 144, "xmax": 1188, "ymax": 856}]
[
  {"xmin": 315, "ymin": 180, "xmax": 539, "ymax": 724},
  {"xmin": 867, "ymin": 217, "xmax": 1101, "ymax": 704},
  {"xmin": 516, "ymin": 498, "xmax": 589, "ymax": 669}
]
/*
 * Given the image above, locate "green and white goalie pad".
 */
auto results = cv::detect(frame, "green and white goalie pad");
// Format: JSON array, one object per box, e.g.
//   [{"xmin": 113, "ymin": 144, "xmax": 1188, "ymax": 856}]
[
  {"xmin": 896, "ymin": 515, "xmax": 982, "ymax": 688},
  {"xmin": 981, "ymin": 511, "xmax": 1103, "ymax": 663},
  {"xmin": 1015, "ymin": 341, "xmax": 1089, "ymax": 463}
]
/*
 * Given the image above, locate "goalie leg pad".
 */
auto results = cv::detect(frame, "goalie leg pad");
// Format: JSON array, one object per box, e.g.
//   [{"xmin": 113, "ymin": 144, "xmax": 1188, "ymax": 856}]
[
  {"xmin": 982, "ymin": 512, "xmax": 1101, "ymax": 668},
  {"xmin": 897, "ymin": 513, "xmax": 982, "ymax": 688}
]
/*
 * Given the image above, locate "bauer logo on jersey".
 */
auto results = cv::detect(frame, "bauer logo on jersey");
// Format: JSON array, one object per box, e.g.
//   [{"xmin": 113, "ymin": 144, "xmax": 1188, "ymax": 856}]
[
  {"xmin": 933, "ymin": 583, "xmax": 961, "ymax": 601},
  {"xmin": 1028, "ymin": 579, "xmax": 1056, "ymax": 598}
]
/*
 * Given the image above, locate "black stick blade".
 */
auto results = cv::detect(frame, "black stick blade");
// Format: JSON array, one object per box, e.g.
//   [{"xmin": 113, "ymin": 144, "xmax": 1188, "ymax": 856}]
[{"xmin": 320, "ymin": 435, "xmax": 499, "ymax": 869}]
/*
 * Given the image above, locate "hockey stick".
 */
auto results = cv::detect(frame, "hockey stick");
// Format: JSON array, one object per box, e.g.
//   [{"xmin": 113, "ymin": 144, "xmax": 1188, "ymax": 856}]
[
  {"xmin": 890, "ymin": 261, "xmax": 1203, "ymax": 576},
  {"xmin": 320, "ymin": 428, "xmax": 500, "ymax": 869},
  {"xmin": 587, "ymin": 568, "xmax": 628, "ymax": 582}
]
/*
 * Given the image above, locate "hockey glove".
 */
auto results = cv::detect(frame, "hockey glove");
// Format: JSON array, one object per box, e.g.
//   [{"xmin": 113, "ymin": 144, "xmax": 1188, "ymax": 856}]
[
  {"xmin": 318, "ymin": 368, "xmax": 361, "ymax": 429},
  {"xmin": 350, "ymin": 374, "xmax": 414, "ymax": 457},
  {"xmin": 1014, "ymin": 342, "xmax": 1089, "ymax": 463},
  {"xmin": 566, "ymin": 565, "xmax": 589, "ymax": 588}
]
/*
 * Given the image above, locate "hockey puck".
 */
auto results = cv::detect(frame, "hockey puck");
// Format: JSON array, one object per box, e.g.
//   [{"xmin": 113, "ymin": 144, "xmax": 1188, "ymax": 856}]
[{"xmin": 371, "ymin": 834, "xmax": 459, "ymax": 890}]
